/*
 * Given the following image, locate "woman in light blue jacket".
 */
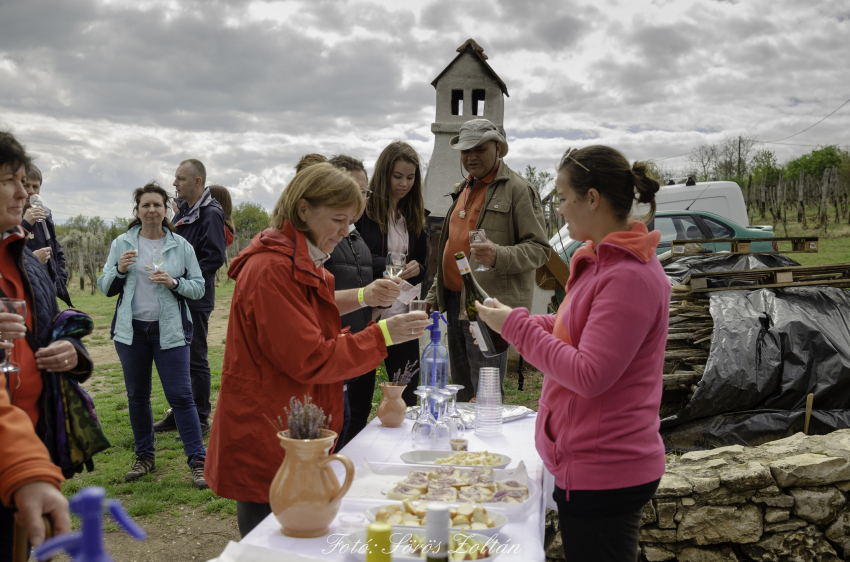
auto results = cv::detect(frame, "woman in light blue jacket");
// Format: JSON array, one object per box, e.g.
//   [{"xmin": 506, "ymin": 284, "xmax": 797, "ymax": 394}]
[{"xmin": 98, "ymin": 181, "xmax": 208, "ymax": 489}]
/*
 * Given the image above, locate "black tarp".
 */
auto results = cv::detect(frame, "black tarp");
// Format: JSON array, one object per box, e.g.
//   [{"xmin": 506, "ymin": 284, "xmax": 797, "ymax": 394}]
[{"xmin": 660, "ymin": 255, "xmax": 850, "ymax": 452}]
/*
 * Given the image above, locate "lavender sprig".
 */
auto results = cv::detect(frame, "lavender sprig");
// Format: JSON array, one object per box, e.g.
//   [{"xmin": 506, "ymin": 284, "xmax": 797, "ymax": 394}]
[
  {"xmin": 392, "ymin": 360, "xmax": 420, "ymax": 386},
  {"xmin": 283, "ymin": 395, "xmax": 331, "ymax": 439}
]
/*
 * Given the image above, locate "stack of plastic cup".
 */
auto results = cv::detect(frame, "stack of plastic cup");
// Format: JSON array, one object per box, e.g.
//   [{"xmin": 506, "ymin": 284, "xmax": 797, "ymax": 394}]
[{"xmin": 474, "ymin": 367, "xmax": 503, "ymax": 435}]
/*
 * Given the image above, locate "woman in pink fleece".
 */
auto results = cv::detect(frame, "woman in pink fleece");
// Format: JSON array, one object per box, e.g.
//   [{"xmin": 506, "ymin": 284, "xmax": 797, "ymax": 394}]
[{"xmin": 477, "ymin": 145, "xmax": 669, "ymax": 561}]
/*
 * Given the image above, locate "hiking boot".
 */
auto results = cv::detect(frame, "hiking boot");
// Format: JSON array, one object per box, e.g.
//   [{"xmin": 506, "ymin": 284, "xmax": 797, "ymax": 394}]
[
  {"xmin": 191, "ymin": 460, "xmax": 208, "ymax": 490},
  {"xmin": 175, "ymin": 423, "xmax": 210, "ymax": 441},
  {"xmin": 153, "ymin": 409, "xmax": 177, "ymax": 432},
  {"xmin": 125, "ymin": 456, "xmax": 157, "ymax": 482}
]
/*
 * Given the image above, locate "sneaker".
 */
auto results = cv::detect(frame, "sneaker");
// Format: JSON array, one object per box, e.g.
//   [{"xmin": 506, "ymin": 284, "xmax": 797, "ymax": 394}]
[
  {"xmin": 125, "ymin": 456, "xmax": 157, "ymax": 482},
  {"xmin": 191, "ymin": 460, "xmax": 208, "ymax": 489},
  {"xmin": 175, "ymin": 423, "xmax": 210, "ymax": 442},
  {"xmin": 153, "ymin": 409, "xmax": 177, "ymax": 432}
]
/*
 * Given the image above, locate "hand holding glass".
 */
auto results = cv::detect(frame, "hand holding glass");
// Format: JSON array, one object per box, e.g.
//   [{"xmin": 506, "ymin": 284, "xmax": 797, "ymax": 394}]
[
  {"xmin": 29, "ymin": 194, "xmax": 48, "ymax": 223},
  {"xmin": 469, "ymin": 230, "xmax": 489, "ymax": 271},
  {"xmin": 386, "ymin": 252, "xmax": 406, "ymax": 278},
  {"xmin": 0, "ymin": 299, "xmax": 27, "ymax": 373}
]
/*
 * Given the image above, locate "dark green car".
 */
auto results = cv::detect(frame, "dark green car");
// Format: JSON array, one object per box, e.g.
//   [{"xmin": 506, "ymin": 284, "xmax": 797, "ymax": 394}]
[{"xmin": 550, "ymin": 210, "xmax": 776, "ymax": 264}]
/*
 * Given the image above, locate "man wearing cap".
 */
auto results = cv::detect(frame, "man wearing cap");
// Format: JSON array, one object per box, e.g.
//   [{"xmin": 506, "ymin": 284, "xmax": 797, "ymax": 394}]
[{"xmin": 425, "ymin": 119, "xmax": 550, "ymax": 402}]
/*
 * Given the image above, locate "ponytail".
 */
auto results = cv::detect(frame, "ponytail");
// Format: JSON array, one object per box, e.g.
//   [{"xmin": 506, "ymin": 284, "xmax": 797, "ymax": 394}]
[{"xmin": 632, "ymin": 161, "xmax": 660, "ymax": 222}]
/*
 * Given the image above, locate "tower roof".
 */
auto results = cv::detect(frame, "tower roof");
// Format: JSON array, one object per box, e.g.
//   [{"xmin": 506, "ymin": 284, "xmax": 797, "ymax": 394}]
[{"xmin": 430, "ymin": 39, "xmax": 509, "ymax": 97}]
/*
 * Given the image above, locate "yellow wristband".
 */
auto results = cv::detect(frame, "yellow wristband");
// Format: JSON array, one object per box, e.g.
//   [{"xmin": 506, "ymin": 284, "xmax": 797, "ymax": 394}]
[
  {"xmin": 358, "ymin": 287, "xmax": 367, "ymax": 307},
  {"xmin": 378, "ymin": 319, "xmax": 393, "ymax": 346}
]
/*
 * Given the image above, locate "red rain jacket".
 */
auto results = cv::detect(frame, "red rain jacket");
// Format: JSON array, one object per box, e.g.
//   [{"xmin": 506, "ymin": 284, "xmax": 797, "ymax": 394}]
[{"xmin": 205, "ymin": 221, "xmax": 387, "ymax": 503}]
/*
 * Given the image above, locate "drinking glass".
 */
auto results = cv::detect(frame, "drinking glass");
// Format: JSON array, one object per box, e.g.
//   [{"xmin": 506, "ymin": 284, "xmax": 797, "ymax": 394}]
[
  {"xmin": 469, "ymin": 230, "xmax": 489, "ymax": 271},
  {"xmin": 29, "ymin": 194, "xmax": 48, "ymax": 223},
  {"xmin": 409, "ymin": 300, "xmax": 429, "ymax": 312},
  {"xmin": 386, "ymin": 252, "xmax": 406, "ymax": 278},
  {"xmin": 151, "ymin": 249, "xmax": 164, "ymax": 271},
  {"xmin": 445, "ymin": 384, "xmax": 465, "ymax": 438},
  {"xmin": 0, "ymin": 298, "xmax": 27, "ymax": 373},
  {"xmin": 437, "ymin": 389, "xmax": 461, "ymax": 440},
  {"xmin": 429, "ymin": 392, "xmax": 453, "ymax": 450},
  {"xmin": 412, "ymin": 388, "xmax": 436, "ymax": 450}
]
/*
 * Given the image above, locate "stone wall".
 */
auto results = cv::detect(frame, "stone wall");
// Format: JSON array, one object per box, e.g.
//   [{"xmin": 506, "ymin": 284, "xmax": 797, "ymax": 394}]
[{"xmin": 545, "ymin": 430, "xmax": 850, "ymax": 561}]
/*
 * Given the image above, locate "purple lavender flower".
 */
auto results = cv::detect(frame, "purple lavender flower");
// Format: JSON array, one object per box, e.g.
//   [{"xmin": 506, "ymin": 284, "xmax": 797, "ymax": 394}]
[
  {"xmin": 392, "ymin": 360, "xmax": 420, "ymax": 386},
  {"xmin": 283, "ymin": 395, "xmax": 331, "ymax": 439}
]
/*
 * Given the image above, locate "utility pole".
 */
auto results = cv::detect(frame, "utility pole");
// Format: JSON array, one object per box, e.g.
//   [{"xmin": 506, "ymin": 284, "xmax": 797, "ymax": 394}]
[{"xmin": 737, "ymin": 136, "xmax": 742, "ymax": 179}]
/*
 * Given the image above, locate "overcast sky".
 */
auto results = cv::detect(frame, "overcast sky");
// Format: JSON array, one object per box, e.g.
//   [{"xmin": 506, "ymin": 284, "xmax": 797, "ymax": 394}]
[{"xmin": 1, "ymin": 0, "xmax": 848, "ymax": 222}]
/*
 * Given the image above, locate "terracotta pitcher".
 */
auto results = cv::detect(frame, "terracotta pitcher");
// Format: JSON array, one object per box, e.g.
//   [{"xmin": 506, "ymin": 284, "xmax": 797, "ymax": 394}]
[
  {"xmin": 377, "ymin": 383, "xmax": 407, "ymax": 428},
  {"xmin": 269, "ymin": 429, "xmax": 354, "ymax": 538}
]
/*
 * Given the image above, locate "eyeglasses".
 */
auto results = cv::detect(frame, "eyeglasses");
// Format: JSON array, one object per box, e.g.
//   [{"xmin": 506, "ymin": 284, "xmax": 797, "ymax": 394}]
[
  {"xmin": 561, "ymin": 147, "xmax": 590, "ymax": 173},
  {"xmin": 361, "ymin": 189, "xmax": 372, "ymax": 199}
]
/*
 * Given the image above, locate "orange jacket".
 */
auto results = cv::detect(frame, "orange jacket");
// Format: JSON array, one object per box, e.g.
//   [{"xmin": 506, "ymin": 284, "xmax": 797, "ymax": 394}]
[
  {"xmin": 205, "ymin": 221, "xmax": 388, "ymax": 503},
  {"xmin": 0, "ymin": 373, "xmax": 64, "ymax": 506}
]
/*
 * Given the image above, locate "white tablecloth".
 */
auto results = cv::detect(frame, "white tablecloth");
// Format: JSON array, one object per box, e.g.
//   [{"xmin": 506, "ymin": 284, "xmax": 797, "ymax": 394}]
[{"xmin": 238, "ymin": 412, "xmax": 551, "ymax": 561}]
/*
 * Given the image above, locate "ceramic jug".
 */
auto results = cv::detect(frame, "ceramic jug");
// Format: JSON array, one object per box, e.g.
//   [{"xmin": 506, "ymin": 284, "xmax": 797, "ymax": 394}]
[
  {"xmin": 377, "ymin": 383, "xmax": 407, "ymax": 428},
  {"xmin": 269, "ymin": 429, "xmax": 354, "ymax": 538}
]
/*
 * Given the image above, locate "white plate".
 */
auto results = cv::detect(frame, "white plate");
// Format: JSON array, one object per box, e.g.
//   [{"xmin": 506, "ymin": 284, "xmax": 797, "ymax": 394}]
[
  {"xmin": 343, "ymin": 528, "xmax": 501, "ymax": 561},
  {"xmin": 364, "ymin": 503, "xmax": 509, "ymax": 537},
  {"xmin": 400, "ymin": 450, "xmax": 511, "ymax": 469}
]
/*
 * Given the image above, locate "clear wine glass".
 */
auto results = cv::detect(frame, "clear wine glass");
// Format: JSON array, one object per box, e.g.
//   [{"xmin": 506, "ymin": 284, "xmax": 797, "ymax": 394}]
[
  {"xmin": 151, "ymin": 249, "xmax": 164, "ymax": 272},
  {"xmin": 0, "ymin": 298, "xmax": 27, "ymax": 373},
  {"xmin": 469, "ymin": 230, "xmax": 489, "ymax": 271},
  {"xmin": 445, "ymin": 384, "xmax": 465, "ymax": 438},
  {"xmin": 412, "ymin": 388, "xmax": 436, "ymax": 450},
  {"xmin": 29, "ymin": 194, "xmax": 48, "ymax": 223},
  {"xmin": 385, "ymin": 252, "xmax": 406, "ymax": 278},
  {"xmin": 429, "ymin": 392, "xmax": 454, "ymax": 450}
]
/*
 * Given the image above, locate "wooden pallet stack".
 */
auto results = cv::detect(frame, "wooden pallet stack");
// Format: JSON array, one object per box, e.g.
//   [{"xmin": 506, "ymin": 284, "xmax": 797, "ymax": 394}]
[{"xmin": 663, "ymin": 293, "xmax": 712, "ymax": 403}]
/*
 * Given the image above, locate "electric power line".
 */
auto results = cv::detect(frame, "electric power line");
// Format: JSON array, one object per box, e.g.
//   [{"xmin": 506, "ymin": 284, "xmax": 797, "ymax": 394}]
[{"xmin": 756, "ymin": 96, "xmax": 850, "ymax": 144}]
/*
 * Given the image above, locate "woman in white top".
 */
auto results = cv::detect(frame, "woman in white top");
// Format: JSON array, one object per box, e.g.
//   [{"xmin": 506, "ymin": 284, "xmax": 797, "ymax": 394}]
[{"xmin": 355, "ymin": 141, "xmax": 429, "ymax": 406}]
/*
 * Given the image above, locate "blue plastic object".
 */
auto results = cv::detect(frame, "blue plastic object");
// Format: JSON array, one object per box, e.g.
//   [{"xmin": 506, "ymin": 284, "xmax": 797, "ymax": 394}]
[
  {"xmin": 34, "ymin": 486, "xmax": 145, "ymax": 562},
  {"xmin": 421, "ymin": 311, "xmax": 449, "ymax": 416}
]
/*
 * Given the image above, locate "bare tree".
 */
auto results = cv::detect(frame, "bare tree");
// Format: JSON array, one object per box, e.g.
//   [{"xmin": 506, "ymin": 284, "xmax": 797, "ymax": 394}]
[{"xmin": 686, "ymin": 145, "xmax": 718, "ymax": 181}]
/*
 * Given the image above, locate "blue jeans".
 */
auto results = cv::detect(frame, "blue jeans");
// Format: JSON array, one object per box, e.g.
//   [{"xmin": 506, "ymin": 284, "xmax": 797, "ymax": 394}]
[
  {"xmin": 115, "ymin": 320, "xmax": 206, "ymax": 466},
  {"xmin": 189, "ymin": 309, "xmax": 212, "ymax": 425}
]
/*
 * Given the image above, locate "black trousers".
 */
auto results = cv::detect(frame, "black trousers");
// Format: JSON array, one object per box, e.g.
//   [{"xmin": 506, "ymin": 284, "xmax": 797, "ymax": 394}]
[
  {"xmin": 553, "ymin": 479, "xmax": 660, "ymax": 562},
  {"xmin": 383, "ymin": 339, "xmax": 420, "ymax": 407},
  {"xmin": 0, "ymin": 502, "xmax": 18, "ymax": 562},
  {"xmin": 236, "ymin": 501, "xmax": 272, "ymax": 538},
  {"xmin": 343, "ymin": 369, "xmax": 377, "ymax": 447},
  {"xmin": 189, "ymin": 309, "xmax": 212, "ymax": 425}
]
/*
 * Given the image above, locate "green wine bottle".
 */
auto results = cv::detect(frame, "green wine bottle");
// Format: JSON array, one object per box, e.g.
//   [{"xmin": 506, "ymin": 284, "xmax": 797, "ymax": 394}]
[{"xmin": 455, "ymin": 252, "xmax": 509, "ymax": 357}]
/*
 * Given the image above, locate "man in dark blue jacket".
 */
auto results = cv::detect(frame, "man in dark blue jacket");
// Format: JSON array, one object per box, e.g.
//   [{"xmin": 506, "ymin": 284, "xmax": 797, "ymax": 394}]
[
  {"xmin": 154, "ymin": 159, "xmax": 225, "ymax": 437},
  {"xmin": 20, "ymin": 164, "xmax": 73, "ymax": 307}
]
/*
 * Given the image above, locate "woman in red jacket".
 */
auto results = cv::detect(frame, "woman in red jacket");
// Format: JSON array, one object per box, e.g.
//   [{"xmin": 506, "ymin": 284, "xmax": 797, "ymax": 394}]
[
  {"xmin": 205, "ymin": 163, "xmax": 429, "ymax": 537},
  {"xmin": 477, "ymin": 146, "xmax": 667, "ymax": 562}
]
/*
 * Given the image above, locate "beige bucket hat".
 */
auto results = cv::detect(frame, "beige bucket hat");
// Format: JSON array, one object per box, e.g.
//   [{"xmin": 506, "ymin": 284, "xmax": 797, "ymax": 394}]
[{"xmin": 449, "ymin": 119, "xmax": 509, "ymax": 157}]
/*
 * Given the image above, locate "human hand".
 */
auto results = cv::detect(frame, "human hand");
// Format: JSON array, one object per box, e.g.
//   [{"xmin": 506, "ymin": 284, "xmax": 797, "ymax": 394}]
[
  {"xmin": 117, "ymin": 250, "xmax": 138, "ymax": 274},
  {"xmin": 364, "ymin": 278, "xmax": 401, "ymax": 307},
  {"xmin": 23, "ymin": 207, "xmax": 45, "ymax": 225},
  {"xmin": 475, "ymin": 298, "xmax": 513, "ymax": 334},
  {"xmin": 12, "ymin": 481, "xmax": 71, "ymax": 548},
  {"xmin": 398, "ymin": 260, "xmax": 420, "ymax": 281},
  {"xmin": 385, "ymin": 311, "xmax": 430, "ymax": 343},
  {"xmin": 35, "ymin": 340, "xmax": 78, "ymax": 372},
  {"xmin": 0, "ymin": 312, "xmax": 26, "ymax": 350},
  {"xmin": 470, "ymin": 240, "xmax": 497, "ymax": 268},
  {"xmin": 149, "ymin": 270, "xmax": 176, "ymax": 289},
  {"xmin": 425, "ymin": 302, "xmax": 436, "ymax": 315},
  {"xmin": 33, "ymin": 247, "xmax": 51, "ymax": 265}
]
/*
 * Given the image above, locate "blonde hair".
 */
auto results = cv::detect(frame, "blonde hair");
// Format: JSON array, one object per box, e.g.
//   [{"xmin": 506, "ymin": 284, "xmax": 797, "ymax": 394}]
[{"xmin": 271, "ymin": 163, "xmax": 363, "ymax": 232}]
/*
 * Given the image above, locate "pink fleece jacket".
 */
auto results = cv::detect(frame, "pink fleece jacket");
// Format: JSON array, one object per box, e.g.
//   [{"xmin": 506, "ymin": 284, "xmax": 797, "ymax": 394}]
[{"xmin": 502, "ymin": 221, "xmax": 670, "ymax": 496}]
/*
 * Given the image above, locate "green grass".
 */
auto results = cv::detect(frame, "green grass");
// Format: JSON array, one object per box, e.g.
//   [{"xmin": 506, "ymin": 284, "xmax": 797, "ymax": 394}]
[
  {"xmin": 753, "ymin": 206, "xmax": 850, "ymax": 266},
  {"xmin": 62, "ymin": 276, "xmax": 237, "ymax": 522}
]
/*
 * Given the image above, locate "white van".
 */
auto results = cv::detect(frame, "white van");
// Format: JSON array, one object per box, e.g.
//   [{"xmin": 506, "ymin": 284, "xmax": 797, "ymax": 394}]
[{"xmin": 634, "ymin": 179, "xmax": 752, "ymax": 227}]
